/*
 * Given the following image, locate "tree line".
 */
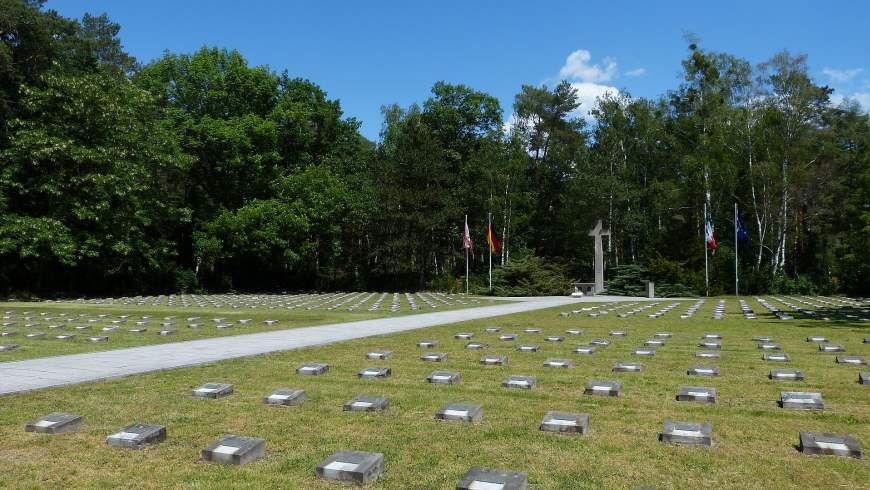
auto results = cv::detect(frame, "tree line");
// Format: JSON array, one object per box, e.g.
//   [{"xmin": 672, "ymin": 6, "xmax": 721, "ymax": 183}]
[{"xmin": 1, "ymin": 1, "xmax": 867, "ymax": 297}]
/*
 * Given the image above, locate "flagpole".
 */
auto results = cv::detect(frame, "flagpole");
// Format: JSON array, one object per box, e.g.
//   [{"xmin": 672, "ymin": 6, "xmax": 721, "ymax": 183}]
[
  {"xmin": 734, "ymin": 202, "xmax": 739, "ymax": 297},
  {"xmin": 488, "ymin": 212, "xmax": 492, "ymax": 291},
  {"xmin": 704, "ymin": 202, "xmax": 709, "ymax": 296},
  {"xmin": 465, "ymin": 214, "xmax": 469, "ymax": 295}
]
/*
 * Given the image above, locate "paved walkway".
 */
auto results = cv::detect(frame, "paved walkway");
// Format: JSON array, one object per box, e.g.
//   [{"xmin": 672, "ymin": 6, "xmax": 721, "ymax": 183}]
[{"xmin": 0, "ymin": 296, "xmax": 602, "ymax": 395}]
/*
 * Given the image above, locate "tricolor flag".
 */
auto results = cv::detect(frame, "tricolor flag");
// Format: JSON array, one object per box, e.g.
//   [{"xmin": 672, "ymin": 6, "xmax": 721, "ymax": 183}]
[
  {"xmin": 486, "ymin": 223, "xmax": 501, "ymax": 253},
  {"xmin": 705, "ymin": 218, "xmax": 717, "ymax": 254},
  {"xmin": 462, "ymin": 217, "xmax": 473, "ymax": 250}
]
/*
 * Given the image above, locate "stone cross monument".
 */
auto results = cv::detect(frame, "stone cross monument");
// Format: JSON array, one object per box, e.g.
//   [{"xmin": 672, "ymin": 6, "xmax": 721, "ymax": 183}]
[{"xmin": 588, "ymin": 220, "xmax": 610, "ymax": 294}]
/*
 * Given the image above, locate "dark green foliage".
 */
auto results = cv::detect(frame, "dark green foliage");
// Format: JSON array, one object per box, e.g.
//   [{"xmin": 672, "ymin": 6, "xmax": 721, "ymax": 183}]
[{"xmin": 487, "ymin": 252, "xmax": 573, "ymax": 297}]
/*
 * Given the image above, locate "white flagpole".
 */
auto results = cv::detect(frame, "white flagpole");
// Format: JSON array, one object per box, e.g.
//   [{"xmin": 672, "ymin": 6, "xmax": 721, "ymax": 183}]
[
  {"xmin": 704, "ymin": 202, "xmax": 709, "ymax": 296},
  {"xmin": 488, "ymin": 212, "xmax": 492, "ymax": 291},
  {"xmin": 734, "ymin": 202, "xmax": 739, "ymax": 297},
  {"xmin": 465, "ymin": 214, "xmax": 469, "ymax": 295}
]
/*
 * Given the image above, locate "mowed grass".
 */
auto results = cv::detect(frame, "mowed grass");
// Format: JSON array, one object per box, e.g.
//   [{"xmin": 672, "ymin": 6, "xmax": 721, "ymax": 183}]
[
  {"xmin": 0, "ymin": 298, "xmax": 867, "ymax": 489},
  {"xmin": 0, "ymin": 295, "xmax": 499, "ymax": 361}
]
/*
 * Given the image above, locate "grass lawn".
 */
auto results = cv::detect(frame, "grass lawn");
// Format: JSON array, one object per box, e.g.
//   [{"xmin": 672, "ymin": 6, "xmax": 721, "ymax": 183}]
[
  {"xmin": 0, "ymin": 294, "xmax": 499, "ymax": 361},
  {"xmin": 0, "ymin": 297, "xmax": 867, "ymax": 488}
]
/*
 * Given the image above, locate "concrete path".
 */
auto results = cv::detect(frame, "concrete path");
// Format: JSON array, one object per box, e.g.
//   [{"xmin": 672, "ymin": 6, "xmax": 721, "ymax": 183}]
[{"xmin": 0, "ymin": 296, "xmax": 598, "ymax": 395}]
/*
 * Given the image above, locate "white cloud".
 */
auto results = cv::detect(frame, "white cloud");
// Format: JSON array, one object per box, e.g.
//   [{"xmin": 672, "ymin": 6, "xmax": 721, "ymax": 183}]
[
  {"xmin": 625, "ymin": 68, "xmax": 646, "ymax": 77},
  {"xmin": 830, "ymin": 92, "xmax": 870, "ymax": 111},
  {"xmin": 559, "ymin": 49, "xmax": 617, "ymax": 83},
  {"xmin": 570, "ymin": 82, "xmax": 620, "ymax": 119},
  {"xmin": 822, "ymin": 67, "xmax": 863, "ymax": 83}
]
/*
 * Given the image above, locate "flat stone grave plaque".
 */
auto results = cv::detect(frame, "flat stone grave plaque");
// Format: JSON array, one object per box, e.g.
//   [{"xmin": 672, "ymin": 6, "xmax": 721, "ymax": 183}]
[
  {"xmin": 455, "ymin": 332, "xmax": 474, "ymax": 340},
  {"xmin": 435, "ymin": 402, "xmax": 482, "ymax": 422},
  {"xmin": 358, "ymin": 367, "xmax": 391, "ymax": 379},
  {"xmin": 55, "ymin": 334, "xmax": 76, "ymax": 340},
  {"xmin": 485, "ymin": 326, "xmax": 501, "ymax": 333},
  {"xmin": 480, "ymin": 355, "xmax": 506, "ymax": 366},
  {"xmin": 799, "ymin": 432, "xmax": 863, "ymax": 458},
  {"xmin": 524, "ymin": 327, "xmax": 541, "ymax": 334},
  {"xmin": 590, "ymin": 338, "xmax": 610, "ymax": 347},
  {"xmin": 74, "ymin": 325, "xmax": 90, "ymax": 331},
  {"xmin": 703, "ymin": 333, "xmax": 722, "ymax": 339},
  {"xmin": 421, "ymin": 352, "xmax": 448, "ymax": 362},
  {"xmin": 343, "ymin": 395, "xmax": 388, "ymax": 412},
  {"xmin": 158, "ymin": 329, "xmax": 176, "ymax": 336},
  {"xmin": 26, "ymin": 332, "xmax": 44, "ymax": 339},
  {"xmin": 47, "ymin": 324, "xmax": 64, "ymax": 330},
  {"xmin": 633, "ymin": 349, "xmax": 656, "ymax": 356},
  {"xmin": 466, "ymin": 342, "xmax": 488, "ymax": 349},
  {"xmin": 770, "ymin": 369, "xmax": 804, "ymax": 381},
  {"xmin": 192, "ymin": 382, "xmax": 233, "ymax": 399},
  {"xmin": 613, "ymin": 361, "xmax": 642, "ymax": 372},
  {"xmin": 102, "ymin": 326, "xmax": 118, "ymax": 332},
  {"xmin": 499, "ymin": 334, "xmax": 517, "ymax": 341},
  {"xmin": 88, "ymin": 336, "xmax": 108, "ymax": 343},
  {"xmin": 202, "ymin": 435, "xmax": 265, "ymax": 465},
  {"xmin": 544, "ymin": 358, "xmax": 572, "ymax": 368},
  {"xmin": 517, "ymin": 344, "xmax": 539, "ymax": 352},
  {"xmin": 864, "ymin": 337, "xmax": 869, "ymax": 344},
  {"xmin": 645, "ymin": 339, "xmax": 665, "ymax": 346},
  {"xmin": 566, "ymin": 329, "xmax": 582, "ymax": 335},
  {"xmin": 187, "ymin": 323, "xmax": 202, "ymax": 328},
  {"xmin": 545, "ymin": 335, "xmax": 564, "ymax": 342},
  {"xmin": 25, "ymin": 412, "xmax": 82, "ymax": 434},
  {"xmin": 540, "ymin": 411, "xmax": 589, "ymax": 435},
  {"xmin": 366, "ymin": 351, "xmax": 392, "ymax": 360},
  {"xmin": 456, "ymin": 467, "xmax": 528, "ymax": 490},
  {"xmin": 502, "ymin": 375, "xmax": 536, "ymax": 389},
  {"xmin": 427, "ymin": 371, "xmax": 460, "ymax": 384},
  {"xmin": 757, "ymin": 342, "xmax": 781, "ymax": 350},
  {"xmin": 297, "ymin": 363, "xmax": 329, "ymax": 375},
  {"xmin": 238, "ymin": 319, "xmax": 251, "ymax": 325},
  {"xmin": 106, "ymin": 422, "xmax": 166, "ymax": 449},
  {"xmin": 676, "ymin": 386, "xmax": 716, "ymax": 403},
  {"xmin": 610, "ymin": 330, "xmax": 627, "ymax": 337},
  {"xmin": 417, "ymin": 340, "xmax": 438, "ymax": 348},
  {"xmin": 574, "ymin": 346, "xmax": 596, "ymax": 355},
  {"xmin": 699, "ymin": 341, "xmax": 721, "ymax": 349},
  {"xmin": 216, "ymin": 324, "xmax": 233, "ymax": 329},
  {"xmin": 655, "ymin": 332, "xmax": 673, "ymax": 338},
  {"xmin": 660, "ymin": 420, "xmax": 712, "ymax": 446},
  {"xmin": 316, "ymin": 450, "xmax": 384, "ymax": 485},
  {"xmin": 836, "ymin": 356, "xmax": 867, "ymax": 366},
  {"xmin": 806, "ymin": 336, "xmax": 827, "ymax": 343},
  {"xmin": 763, "ymin": 353, "xmax": 791, "ymax": 362},
  {"xmin": 263, "ymin": 320, "xmax": 278, "ymax": 326},
  {"xmin": 584, "ymin": 380, "xmax": 620, "ymax": 396},
  {"xmin": 264, "ymin": 388, "xmax": 306, "ymax": 406},
  {"xmin": 559, "ymin": 312, "xmax": 570, "ymax": 317},
  {"xmin": 781, "ymin": 391, "xmax": 824, "ymax": 410},
  {"xmin": 819, "ymin": 344, "xmax": 844, "ymax": 352},
  {"xmin": 752, "ymin": 336, "xmax": 773, "ymax": 342},
  {"xmin": 687, "ymin": 365, "xmax": 719, "ymax": 376},
  {"xmin": 128, "ymin": 328, "xmax": 146, "ymax": 333},
  {"xmin": 859, "ymin": 372, "xmax": 869, "ymax": 385}
]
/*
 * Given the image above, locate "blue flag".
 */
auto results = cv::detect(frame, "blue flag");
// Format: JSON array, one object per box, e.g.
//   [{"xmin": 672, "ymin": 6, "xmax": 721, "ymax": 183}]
[{"xmin": 736, "ymin": 215, "xmax": 749, "ymax": 242}]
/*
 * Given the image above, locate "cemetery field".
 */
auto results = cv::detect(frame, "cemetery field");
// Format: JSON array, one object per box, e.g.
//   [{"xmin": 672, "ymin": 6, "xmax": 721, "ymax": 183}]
[
  {"xmin": 0, "ymin": 293, "xmax": 499, "ymax": 361},
  {"xmin": 0, "ymin": 298, "xmax": 868, "ymax": 488}
]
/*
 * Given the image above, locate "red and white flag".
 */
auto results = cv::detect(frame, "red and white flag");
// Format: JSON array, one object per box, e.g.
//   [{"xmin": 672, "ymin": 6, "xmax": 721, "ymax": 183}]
[
  {"xmin": 705, "ymin": 219, "xmax": 717, "ymax": 254},
  {"xmin": 462, "ymin": 217, "xmax": 473, "ymax": 250}
]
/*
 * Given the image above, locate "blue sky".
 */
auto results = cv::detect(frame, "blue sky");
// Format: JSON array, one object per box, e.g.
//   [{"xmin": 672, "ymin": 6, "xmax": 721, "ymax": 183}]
[{"xmin": 53, "ymin": 0, "xmax": 869, "ymax": 140}]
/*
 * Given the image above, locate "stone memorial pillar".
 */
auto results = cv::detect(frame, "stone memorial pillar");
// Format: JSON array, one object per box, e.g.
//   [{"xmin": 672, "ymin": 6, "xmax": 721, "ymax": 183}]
[{"xmin": 588, "ymin": 220, "xmax": 610, "ymax": 294}]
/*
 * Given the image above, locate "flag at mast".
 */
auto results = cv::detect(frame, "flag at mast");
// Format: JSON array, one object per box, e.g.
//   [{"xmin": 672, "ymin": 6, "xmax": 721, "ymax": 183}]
[{"xmin": 462, "ymin": 215, "xmax": 471, "ymax": 294}]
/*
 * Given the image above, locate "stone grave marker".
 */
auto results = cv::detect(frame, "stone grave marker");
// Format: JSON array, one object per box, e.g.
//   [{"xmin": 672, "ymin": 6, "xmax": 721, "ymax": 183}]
[
  {"xmin": 366, "ymin": 351, "xmax": 392, "ymax": 360},
  {"xmin": 770, "ymin": 369, "xmax": 804, "ymax": 381},
  {"xmin": 633, "ymin": 349, "xmax": 656, "ymax": 356},
  {"xmin": 343, "ymin": 395, "xmax": 388, "ymax": 412},
  {"xmin": 192, "ymin": 382, "xmax": 233, "ymax": 399},
  {"xmin": 485, "ymin": 327, "xmax": 501, "ymax": 333},
  {"xmin": 128, "ymin": 327, "xmax": 147, "ymax": 333},
  {"xmin": 263, "ymin": 388, "xmax": 306, "ymax": 406},
  {"xmin": 687, "ymin": 365, "xmax": 720, "ymax": 376},
  {"xmin": 456, "ymin": 467, "xmax": 528, "ymax": 490},
  {"xmin": 427, "ymin": 371, "xmax": 460, "ymax": 384},
  {"xmin": 660, "ymin": 421, "xmax": 712, "ymax": 446},
  {"xmin": 545, "ymin": 335, "xmax": 565, "ymax": 342},
  {"xmin": 613, "ymin": 361, "xmax": 642, "ymax": 372},
  {"xmin": 315, "ymin": 450, "xmax": 384, "ymax": 485},
  {"xmin": 703, "ymin": 333, "xmax": 722, "ymax": 339},
  {"xmin": 836, "ymin": 356, "xmax": 867, "ymax": 366},
  {"xmin": 417, "ymin": 340, "xmax": 438, "ymax": 348},
  {"xmin": 644, "ymin": 339, "xmax": 665, "ymax": 347},
  {"xmin": 465, "ymin": 342, "xmax": 488, "ymax": 349},
  {"xmin": 584, "ymin": 380, "xmax": 620, "ymax": 396},
  {"xmin": 590, "ymin": 338, "xmax": 610, "ymax": 347},
  {"xmin": 25, "ymin": 412, "xmax": 82, "ymax": 434},
  {"xmin": 752, "ymin": 336, "xmax": 773, "ymax": 342},
  {"xmin": 297, "ymin": 363, "xmax": 329, "ymax": 375},
  {"xmin": 858, "ymin": 372, "xmax": 868, "ymax": 385},
  {"xmin": 88, "ymin": 336, "xmax": 108, "ymax": 343},
  {"xmin": 499, "ymin": 334, "xmax": 517, "ymax": 341},
  {"xmin": 502, "ymin": 375, "xmax": 536, "ymax": 389},
  {"xmin": 819, "ymin": 344, "xmax": 844, "ymax": 352},
  {"xmin": 455, "ymin": 332, "xmax": 474, "ymax": 340},
  {"xmin": 655, "ymin": 332, "xmax": 673, "ymax": 338},
  {"xmin": 158, "ymin": 329, "xmax": 176, "ymax": 336},
  {"xmin": 26, "ymin": 332, "xmax": 45, "ymax": 339},
  {"xmin": 806, "ymin": 336, "xmax": 827, "ymax": 343},
  {"xmin": 524, "ymin": 327, "xmax": 541, "ymax": 334},
  {"xmin": 763, "ymin": 353, "xmax": 790, "ymax": 362},
  {"xmin": 781, "ymin": 391, "xmax": 824, "ymax": 410},
  {"xmin": 676, "ymin": 386, "xmax": 716, "ymax": 404},
  {"xmin": 480, "ymin": 355, "xmax": 507, "ymax": 366},
  {"xmin": 757, "ymin": 342, "xmax": 781, "ymax": 351},
  {"xmin": 574, "ymin": 346, "xmax": 596, "ymax": 355},
  {"xmin": 421, "ymin": 352, "xmax": 448, "ymax": 362},
  {"xmin": 55, "ymin": 334, "xmax": 76, "ymax": 340},
  {"xmin": 799, "ymin": 432, "xmax": 863, "ymax": 458},
  {"xmin": 698, "ymin": 341, "xmax": 721, "ymax": 349},
  {"xmin": 540, "ymin": 411, "xmax": 589, "ymax": 435},
  {"xmin": 610, "ymin": 330, "xmax": 627, "ymax": 337},
  {"xmin": 102, "ymin": 326, "xmax": 118, "ymax": 332},
  {"xmin": 543, "ymin": 358, "xmax": 572, "ymax": 368},
  {"xmin": 358, "ymin": 367, "xmax": 391, "ymax": 379},
  {"xmin": 201, "ymin": 435, "xmax": 265, "ymax": 465},
  {"xmin": 435, "ymin": 402, "xmax": 482, "ymax": 422},
  {"xmin": 517, "ymin": 344, "xmax": 539, "ymax": 352},
  {"xmin": 566, "ymin": 329, "xmax": 582, "ymax": 336},
  {"xmin": 106, "ymin": 423, "xmax": 166, "ymax": 449}
]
